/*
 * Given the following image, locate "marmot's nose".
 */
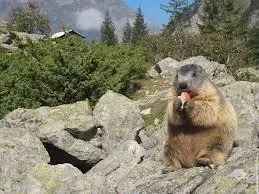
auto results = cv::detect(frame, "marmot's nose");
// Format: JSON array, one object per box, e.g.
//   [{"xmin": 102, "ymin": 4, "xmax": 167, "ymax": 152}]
[{"xmin": 179, "ymin": 82, "xmax": 188, "ymax": 90}]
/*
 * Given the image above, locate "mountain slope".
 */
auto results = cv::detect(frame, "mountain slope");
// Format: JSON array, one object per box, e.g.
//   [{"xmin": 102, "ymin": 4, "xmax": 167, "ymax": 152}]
[{"xmin": 171, "ymin": 0, "xmax": 259, "ymax": 35}]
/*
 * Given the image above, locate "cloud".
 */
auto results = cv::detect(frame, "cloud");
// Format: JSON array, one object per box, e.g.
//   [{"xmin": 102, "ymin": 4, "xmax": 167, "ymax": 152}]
[
  {"xmin": 74, "ymin": 7, "xmax": 161, "ymax": 39},
  {"xmin": 75, "ymin": 9, "xmax": 134, "ymax": 39},
  {"xmin": 76, "ymin": 8, "xmax": 104, "ymax": 31}
]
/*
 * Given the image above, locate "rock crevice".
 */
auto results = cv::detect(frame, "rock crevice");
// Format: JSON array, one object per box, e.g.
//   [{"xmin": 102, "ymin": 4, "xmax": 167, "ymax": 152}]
[{"xmin": 43, "ymin": 142, "xmax": 95, "ymax": 174}]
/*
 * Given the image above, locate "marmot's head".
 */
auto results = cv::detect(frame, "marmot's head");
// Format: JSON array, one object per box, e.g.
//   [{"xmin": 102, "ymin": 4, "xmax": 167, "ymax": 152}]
[{"xmin": 173, "ymin": 64, "xmax": 207, "ymax": 95}]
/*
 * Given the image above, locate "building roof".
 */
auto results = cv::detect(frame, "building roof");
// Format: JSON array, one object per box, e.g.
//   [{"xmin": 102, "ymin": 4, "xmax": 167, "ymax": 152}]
[{"xmin": 51, "ymin": 29, "xmax": 86, "ymax": 39}]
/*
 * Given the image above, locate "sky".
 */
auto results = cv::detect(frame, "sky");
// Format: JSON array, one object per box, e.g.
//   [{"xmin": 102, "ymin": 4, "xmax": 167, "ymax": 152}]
[
  {"xmin": 125, "ymin": 0, "xmax": 170, "ymax": 25},
  {"xmin": 125, "ymin": 0, "xmax": 194, "ymax": 25}
]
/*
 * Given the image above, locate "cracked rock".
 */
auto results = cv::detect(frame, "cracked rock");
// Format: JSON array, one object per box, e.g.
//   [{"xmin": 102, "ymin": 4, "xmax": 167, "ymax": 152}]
[
  {"xmin": 93, "ymin": 90, "xmax": 145, "ymax": 152},
  {"xmin": 221, "ymin": 81, "xmax": 259, "ymax": 147},
  {"xmin": 85, "ymin": 140, "xmax": 145, "ymax": 192},
  {"xmin": 123, "ymin": 147, "xmax": 258, "ymax": 194},
  {"xmin": 0, "ymin": 128, "xmax": 49, "ymax": 193},
  {"xmin": 0, "ymin": 101, "xmax": 105, "ymax": 171},
  {"xmin": 21, "ymin": 163, "xmax": 82, "ymax": 194}
]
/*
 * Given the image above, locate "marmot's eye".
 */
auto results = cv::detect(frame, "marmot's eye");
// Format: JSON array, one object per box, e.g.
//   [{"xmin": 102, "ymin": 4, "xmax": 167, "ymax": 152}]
[{"xmin": 192, "ymin": 71, "xmax": 196, "ymax": 77}]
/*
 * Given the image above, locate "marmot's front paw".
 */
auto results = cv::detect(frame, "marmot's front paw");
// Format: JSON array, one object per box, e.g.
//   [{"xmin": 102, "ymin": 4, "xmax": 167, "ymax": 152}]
[
  {"xmin": 174, "ymin": 98, "xmax": 182, "ymax": 111},
  {"xmin": 184, "ymin": 101, "xmax": 193, "ymax": 112},
  {"xmin": 196, "ymin": 158, "xmax": 211, "ymax": 167},
  {"xmin": 196, "ymin": 158, "xmax": 215, "ymax": 169}
]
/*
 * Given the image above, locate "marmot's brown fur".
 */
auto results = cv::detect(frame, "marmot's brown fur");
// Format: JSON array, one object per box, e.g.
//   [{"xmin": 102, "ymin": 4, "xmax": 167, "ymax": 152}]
[{"xmin": 163, "ymin": 64, "xmax": 237, "ymax": 173}]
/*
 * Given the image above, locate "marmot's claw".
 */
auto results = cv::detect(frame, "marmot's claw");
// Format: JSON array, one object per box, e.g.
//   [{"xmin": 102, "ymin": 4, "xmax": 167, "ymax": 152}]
[
  {"xmin": 184, "ymin": 101, "xmax": 193, "ymax": 112},
  {"xmin": 174, "ymin": 98, "xmax": 182, "ymax": 111}
]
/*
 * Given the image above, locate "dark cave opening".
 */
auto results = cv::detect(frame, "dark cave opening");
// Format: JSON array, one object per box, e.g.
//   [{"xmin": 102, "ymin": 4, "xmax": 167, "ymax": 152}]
[{"xmin": 43, "ymin": 142, "xmax": 94, "ymax": 174}]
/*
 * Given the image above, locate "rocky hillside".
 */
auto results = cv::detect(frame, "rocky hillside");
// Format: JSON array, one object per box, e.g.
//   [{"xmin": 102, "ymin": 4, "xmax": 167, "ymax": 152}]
[
  {"xmin": 0, "ymin": 56, "xmax": 258, "ymax": 193},
  {"xmin": 178, "ymin": 0, "xmax": 259, "ymax": 35}
]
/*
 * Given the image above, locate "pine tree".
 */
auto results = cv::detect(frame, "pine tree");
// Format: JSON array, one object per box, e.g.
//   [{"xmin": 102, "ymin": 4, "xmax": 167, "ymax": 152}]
[
  {"xmin": 131, "ymin": 8, "xmax": 148, "ymax": 44},
  {"xmin": 122, "ymin": 19, "xmax": 132, "ymax": 44},
  {"xmin": 8, "ymin": 0, "xmax": 50, "ymax": 35},
  {"xmin": 161, "ymin": 0, "xmax": 188, "ymax": 21},
  {"xmin": 160, "ymin": 0, "xmax": 189, "ymax": 32},
  {"xmin": 100, "ymin": 11, "xmax": 118, "ymax": 46}
]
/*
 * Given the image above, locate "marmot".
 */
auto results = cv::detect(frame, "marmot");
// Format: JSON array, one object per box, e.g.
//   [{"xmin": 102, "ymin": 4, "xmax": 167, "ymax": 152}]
[{"xmin": 163, "ymin": 64, "xmax": 237, "ymax": 173}]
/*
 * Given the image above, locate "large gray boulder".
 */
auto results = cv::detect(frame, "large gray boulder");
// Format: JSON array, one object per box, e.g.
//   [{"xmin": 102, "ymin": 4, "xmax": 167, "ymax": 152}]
[
  {"xmin": 39, "ymin": 141, "xmax": 145, "ymax": 194},
  {"xmin": 139, "ymin": 124, "xmax": 165, "ymax": 150},
  {"xmin": 85, "ymin": 140, "xmax": 145, "ymax": 193},
  {"xmin": 93, "ymin": 90, "xmax": 145, "ymax": 152},
  {"xmin": 147, "ymin": 67, "xmax": 160, "ymax": 78},
  {"xmin": 148, "ymin": 57, "xmax": 180, "ymax": 78},
  {"xmin": 12, "ymin": 31, "xmax": 45, "ymax": 44},
  {"xmin": 0, "ymin": 31, "xmax": 45, "ymax": 52},
  {"xmin": 121, "ymin": 147, "xmax": 258, "ymax": 194},
  {"xmin": 0, "ymin": 128, "xmax": 49, "ymax": 193},
  {"xmin": 148, "ymin": 56, "xmax": 235, "ymax": 87},
  {"xmin": 21, "ymin": 163, "xmax": 82, "ymax": 194},
  {"xmin": 70, "ymin": 173, "xmax": 106, "ymax": 194},
  {"xmin": 116, "ymin": 159, "xmax": 164, "ymax": 193},
  {"xmin": 0, "ymin": 101, "xmax": 104, "ymax": 171},
  {"xmin": 191, "ymin": 147, "xmax": 258, "ymax": 193},
  {"xmin": 1, "ymin": 100, "xmax": 98, "ymax": 140},
  {"xmin": 222, "ymin": 81, "xmax": 259, "ymax": 147},
  {"xmin": 155, "ymin": 57, "xmax": 180, "ymax": 76},
  {"xmin": 38, "ymin": 124, "xmax": 104, "ymax": 171},
  {"xmin": 180, "ymin": 56, "xmax": 236, "ymax": 86}
]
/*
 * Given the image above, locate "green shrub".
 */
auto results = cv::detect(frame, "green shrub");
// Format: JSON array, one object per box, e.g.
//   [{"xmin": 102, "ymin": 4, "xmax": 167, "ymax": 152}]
[
  {"xmin": 247, "ymin": 28, "xmax": 259, "ymax": 68},
  {"xmin": 140, "ymin": 30, "xmax": 254, "ymax": 76},
  {"xmin": 0, "ymin": 35, "xmax": 150, "ymax": 118},
  {"xmin": 139, "ymin": 33, "xmax": 232, "ymax": 63}
]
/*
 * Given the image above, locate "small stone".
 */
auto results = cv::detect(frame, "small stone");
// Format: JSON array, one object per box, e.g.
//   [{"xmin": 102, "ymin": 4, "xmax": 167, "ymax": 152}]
[
  {"xmin": 141, "ymin": 108, "xmax": 152, "ymax": 116},
  {"xmin": 154, "ymin": 118, "xmax": 160, "ymax": 125}
]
